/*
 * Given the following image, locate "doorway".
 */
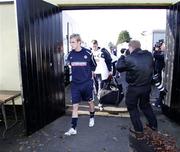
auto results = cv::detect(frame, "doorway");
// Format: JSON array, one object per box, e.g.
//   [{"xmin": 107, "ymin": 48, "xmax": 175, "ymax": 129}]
[
  {"xmin": 14, "ymin": 0, "xmax": 180, "ymax": 136},
  {"xmin": 62, "ymin": 9, "xmax": 167, "ymax": 107}
]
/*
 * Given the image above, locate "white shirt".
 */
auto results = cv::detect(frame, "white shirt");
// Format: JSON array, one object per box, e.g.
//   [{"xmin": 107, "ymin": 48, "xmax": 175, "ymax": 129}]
[{"xmin": 92, "ymin": 49, "xmax": 109, "ymax": 80}]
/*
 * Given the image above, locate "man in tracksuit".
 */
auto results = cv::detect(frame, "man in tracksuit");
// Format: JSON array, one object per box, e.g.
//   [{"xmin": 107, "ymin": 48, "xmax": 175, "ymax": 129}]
[
  {"xmin": 64, "ymin": 34, "xmax": 97, "ymax": 136},
  {"xmin": 91, "ymin": 40, "xmax": 112, "ymax": 110},
  {"xmin": 116, "ymin": 40, "xmax": 157, "ymax": 140},
  {"xmin": 153, "ymin": 41, "xmax": 166, "ymax": 107}
]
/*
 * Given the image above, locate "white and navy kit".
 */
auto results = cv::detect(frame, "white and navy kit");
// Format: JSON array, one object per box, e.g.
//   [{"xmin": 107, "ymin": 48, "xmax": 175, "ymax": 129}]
[
  {"xmin": 92, "ymin": 48, "xmax": 112, "ymax": 80},
  {"xmin": 67, "ymin": 47, "xmax": 97, "ymax": 104},
  {"xmin": 92, "ymin": 48, "xmax": 112, "ymax": 103}
]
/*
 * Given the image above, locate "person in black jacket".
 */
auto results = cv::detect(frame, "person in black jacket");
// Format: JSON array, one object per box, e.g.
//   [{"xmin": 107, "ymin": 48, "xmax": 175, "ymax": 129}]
[
  {"xmin": 153, "ymin": 40, "xmax": 165, "ymax": 82},
  {"xmin": 152, "ymin": 40, "xmax": 166, "ymax": 107},
  {"xmin": 152, "ymin": 73, "xmax": 167, "ymax": 107},
  {"xmin": 116, "ymin": 40, "xmax": 157, "ymax": 140}
]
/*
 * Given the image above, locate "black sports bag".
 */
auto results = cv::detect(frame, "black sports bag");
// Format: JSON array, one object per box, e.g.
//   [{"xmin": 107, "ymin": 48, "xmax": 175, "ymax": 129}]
[{"xmin": 99, "ymin": 77, "xmax": 124, "ymax": 106}]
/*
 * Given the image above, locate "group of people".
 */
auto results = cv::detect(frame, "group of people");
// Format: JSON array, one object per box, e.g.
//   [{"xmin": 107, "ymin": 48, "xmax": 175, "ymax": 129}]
[{"xmin": 64, "ymin": 33, "xmax": 166, "ymax": 140}]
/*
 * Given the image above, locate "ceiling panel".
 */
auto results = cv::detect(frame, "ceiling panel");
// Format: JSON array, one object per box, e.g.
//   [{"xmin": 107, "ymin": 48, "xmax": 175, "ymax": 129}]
[{"xmin": 44, "ymin": 0, "xmax": 180, "ymax": 6}]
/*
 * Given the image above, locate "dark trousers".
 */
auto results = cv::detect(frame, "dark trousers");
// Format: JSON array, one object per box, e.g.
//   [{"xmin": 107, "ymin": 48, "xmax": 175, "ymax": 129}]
[
  {"xmin": 94, "ymin": 74, "xmax": 108, "ymax": 103},
  {"xmin": 154, "ymin": 69, "xmax": 162, "ymax": 82},
  {"xmin": 125, "ymin": 85, "xmax": 157, "ymax": 132},
  {"xmin": 154, "ymin": 69, "xmax": 163, "ymax": 106},
  {"xmin": 155, "ymin": 91, "xmax": 164, "ymax": 106}
]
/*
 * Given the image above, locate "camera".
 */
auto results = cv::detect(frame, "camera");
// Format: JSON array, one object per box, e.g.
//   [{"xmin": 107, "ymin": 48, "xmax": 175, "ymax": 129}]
[
  {"xmin": 153, "ymin": 39, "xmax": 164, "ymax": 51},
  {"xmin": 155, "ymin": 42, "xmax": 161, "ymax": 48},
  {"xmin": 120, "ymin": 48, "xmax": 130, "ymax": 56},
  {"xmin": 120, "ymin": 48, "xmax": 126, "ymax": 54}
]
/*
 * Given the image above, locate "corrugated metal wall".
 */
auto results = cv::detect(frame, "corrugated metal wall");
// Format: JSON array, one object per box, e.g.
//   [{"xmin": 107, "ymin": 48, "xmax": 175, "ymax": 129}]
[
  {"xmin": 16, "ymin": 0, "xmax": 65, "ymax": 135},
  {"xmin": 164, "ymin": 2, "xmax": 180, "ymax": 118}
]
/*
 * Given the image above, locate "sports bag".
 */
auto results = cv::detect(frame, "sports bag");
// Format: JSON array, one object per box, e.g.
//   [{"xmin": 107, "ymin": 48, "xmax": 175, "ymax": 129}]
[{"xmin": 99, "ymin": 76, "xmax": 124, "ymax": 106}]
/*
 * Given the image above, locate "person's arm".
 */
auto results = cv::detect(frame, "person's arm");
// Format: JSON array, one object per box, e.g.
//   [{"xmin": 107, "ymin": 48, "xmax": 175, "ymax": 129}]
[
  {"xmin": 90, "ymin": 53, "xmax": 97, "ymax": 72},
  {"xmin": 101, "ymin": 48, "xmax": 112, "ymax": 72},
  {"xmin": 116, "ymin": 55, "xmax": 128, "ymax": 72},
  {"xmin": 66, "ymin": 52, "xmax": 71, "ymax": 66}
]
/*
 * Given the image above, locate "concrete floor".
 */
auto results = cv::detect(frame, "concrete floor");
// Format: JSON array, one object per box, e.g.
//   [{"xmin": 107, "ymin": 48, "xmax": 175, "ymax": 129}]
[
  {"xmin": 0, "ymin": 100, "xmax": 180, "ymax": 152},
  {"xmin": 0, "ymin": 83, "xmax": 180, "ymax": 152}
]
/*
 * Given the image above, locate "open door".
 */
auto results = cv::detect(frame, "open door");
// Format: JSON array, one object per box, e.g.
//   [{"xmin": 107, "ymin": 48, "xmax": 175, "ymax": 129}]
[
  {"xmin": 15, "ymin": 0, "xmax": 65, "ymax": 135},
  {"xmin": 163, "ymin": 1, "xmax": 180, "ymax": 121}
]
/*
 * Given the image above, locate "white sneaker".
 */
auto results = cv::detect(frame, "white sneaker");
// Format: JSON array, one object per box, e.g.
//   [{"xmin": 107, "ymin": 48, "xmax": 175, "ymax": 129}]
[
  {"xmin": 152, "ymin": 103, "xmax": 155, "ymax": 106},
  {"xmin": 98, "ymin": 103, "xmax": 103, "ymax": 111},
  {"xmin": 98, "ymin": 103, "xmax": 102, "ymax": 107},
  {"xmin": 64, "ymin": 128, "xmax": 77, "ymax": 136},
  {"xmin": 99, "ymin": 107, "xmax": 104, "ymax": 111},
  {"xmin": 89, "ymin": 118, "xmax": 95, "ymax": 127}
]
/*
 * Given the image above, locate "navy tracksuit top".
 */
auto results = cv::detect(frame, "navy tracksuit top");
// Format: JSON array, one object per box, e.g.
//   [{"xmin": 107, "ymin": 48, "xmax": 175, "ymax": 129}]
[{"xmin": 67, "ymin": 47, "xmax": 97, "ymax": 84}]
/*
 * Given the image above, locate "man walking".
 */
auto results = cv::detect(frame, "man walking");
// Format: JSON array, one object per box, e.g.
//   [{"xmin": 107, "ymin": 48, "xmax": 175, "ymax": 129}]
[
  {"xmin": 64, "ymin": 34, "xmax": 97, "ymax": 136},
  {"xmin": 91, "ymin": 40, "xmax": 112, "ymax": 110}
]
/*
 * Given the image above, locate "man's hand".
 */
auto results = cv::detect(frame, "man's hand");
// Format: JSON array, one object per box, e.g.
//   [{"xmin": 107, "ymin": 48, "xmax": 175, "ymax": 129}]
[
  {"xmin": 109, "ymin": 71, "xmax": 113, "ymax": 76},
  {"xmin": 108, "ymin": 71, "xmax": 113, "ymax": 80},
  {"xmin": 92, "ymin": 72, "xmax": 96, "ymax": 78}
]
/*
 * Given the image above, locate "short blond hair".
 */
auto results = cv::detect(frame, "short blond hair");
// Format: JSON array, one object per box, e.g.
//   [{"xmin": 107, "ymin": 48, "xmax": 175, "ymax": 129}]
[
  {"xmin": 70, "ymin": 33, "xmax": 82, "ymax": 42},
  {"xmin": 128, "ymin": 40, "xmax": 141, "ymax": 49}
]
